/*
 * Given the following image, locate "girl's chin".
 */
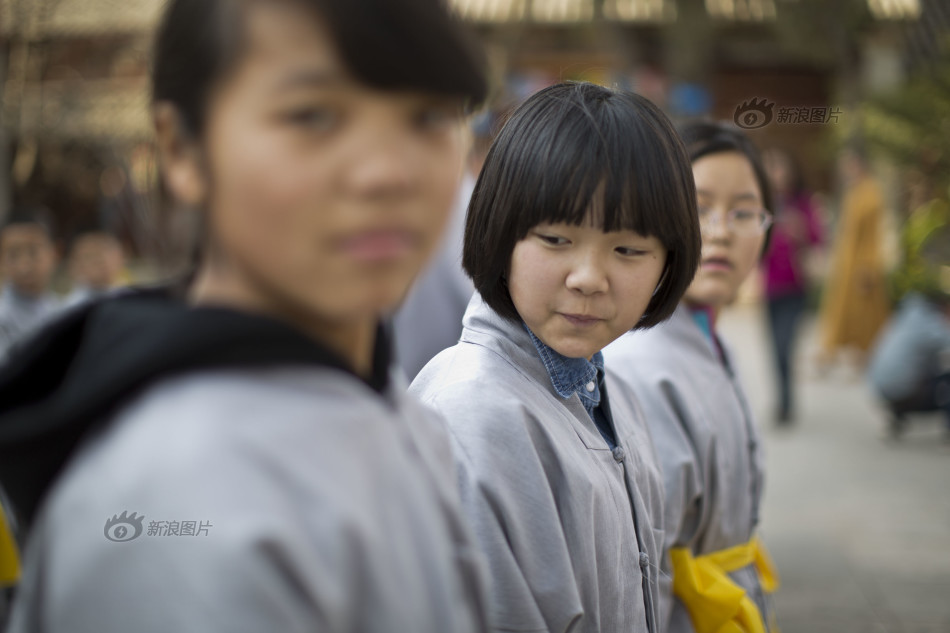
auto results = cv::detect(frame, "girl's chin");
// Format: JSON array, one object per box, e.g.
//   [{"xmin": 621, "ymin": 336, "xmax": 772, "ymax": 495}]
[{"xmin": 685, "ymin": 286, "xmax": 735, "ymax": 309}]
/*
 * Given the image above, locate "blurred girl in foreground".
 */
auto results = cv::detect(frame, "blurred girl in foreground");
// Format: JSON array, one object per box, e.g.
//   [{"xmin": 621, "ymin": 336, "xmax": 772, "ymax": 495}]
[{"xmin": 0, "ymin": 0, "xmax": 491, "ymax": 631}]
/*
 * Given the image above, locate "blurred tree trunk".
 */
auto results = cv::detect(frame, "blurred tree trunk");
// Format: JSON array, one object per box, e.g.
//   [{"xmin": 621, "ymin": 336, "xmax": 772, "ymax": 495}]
[
  {"xmin": 1, "ymin": 0, "xmax": 65, "ymax": 221},
  {"xmin": 0, "ymin": 40, "xmax": 10, "ymax": 224}
]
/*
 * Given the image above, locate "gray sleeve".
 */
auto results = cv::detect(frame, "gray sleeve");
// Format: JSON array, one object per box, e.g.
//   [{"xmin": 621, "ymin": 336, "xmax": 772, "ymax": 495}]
[
  {"xmin": 636, "ymin": 379, "xmax": 708, "ymax": 632},
  {"xmin": 7, "ymin": 410, "xmax": 360, "ymax": 633},
  {"xmin": 438, "ymin": 397, "xmax": 584, "ymax": 633},
  {"xmin": 8, "ymin": 514, "xmax": 338, "ymax": 633}
]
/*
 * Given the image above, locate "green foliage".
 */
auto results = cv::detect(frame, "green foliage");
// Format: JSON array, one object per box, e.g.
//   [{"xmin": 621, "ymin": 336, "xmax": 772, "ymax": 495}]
[
  {"xmin": 889, "ymin": 194, "xmax": 950, "ymax": 300},
  {"xmin": 858, "ymin": 43, "xmax": 950, "ymax": 300},
  {"xmin": 859, "ymin": 44, "xmax": 950, "ymax": 192}
]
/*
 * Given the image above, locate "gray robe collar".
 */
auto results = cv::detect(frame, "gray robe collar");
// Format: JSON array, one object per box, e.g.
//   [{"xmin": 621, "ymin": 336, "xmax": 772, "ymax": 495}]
[
  {"xmin": 458, "ymin": 293, "xmax": 634, "ymax": 451},
  {"xmin": 460, "ymin": 293, "xmax": 581, "ymax": 405},
  {"xmin": 662, "ymin": 303, "xmax": 737, "ymax": 375}
]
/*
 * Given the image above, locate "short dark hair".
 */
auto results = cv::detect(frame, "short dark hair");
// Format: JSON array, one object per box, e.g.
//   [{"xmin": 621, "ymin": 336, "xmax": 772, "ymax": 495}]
[
  {"xmin": 151, "ymin": 0, "xmax": 487, "ymax": 138},
  {"xmin": 463, "ymin": 82, "xmax": 702, "ymax": 328},
  {"xmin": 677, "ymin": 120, "xmax": 775, "ymax": 252},
  {"xmin": 1, "ymin": 206, "xmax": 55, "ymax": 241}
]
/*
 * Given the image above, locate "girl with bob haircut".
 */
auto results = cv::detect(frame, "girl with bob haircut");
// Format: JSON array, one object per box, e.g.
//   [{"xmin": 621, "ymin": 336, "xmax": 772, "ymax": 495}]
[
  {"xmin": 0, "ymin": 0, "xmax": 492, "ymax": 631},
  {"xmin": 605, "ymin": 120, "xmax": 780, "ymax": 633},
  {"xmin": 410, "ymin": 82, "xmax": 702, "ymax": 633}
]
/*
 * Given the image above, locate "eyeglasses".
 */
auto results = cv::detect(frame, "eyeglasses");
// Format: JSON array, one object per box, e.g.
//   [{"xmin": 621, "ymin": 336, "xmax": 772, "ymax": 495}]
[{"xmin": 697, "ymin": 207, "xmax": 773, "ymax": 235}]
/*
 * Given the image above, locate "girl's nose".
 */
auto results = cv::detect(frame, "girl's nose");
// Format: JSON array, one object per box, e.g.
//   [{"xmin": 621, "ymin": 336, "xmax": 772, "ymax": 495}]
[
  {"xmin": 346, "ymin": 130, "xmax": 421, "ymax": 199},
  {"xmin": 701, "ymin": 211, "xmax": 733, "ymax": 243},
  {"xmin": 565, "ymin": 252, "xmax": 609, "ymax": 296}
]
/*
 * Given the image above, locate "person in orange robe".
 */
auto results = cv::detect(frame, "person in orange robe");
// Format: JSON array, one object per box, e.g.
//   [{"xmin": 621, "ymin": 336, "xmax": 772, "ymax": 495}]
[{"xmin": 818, "ymin": 149, "xmax": 891, "ymax": 367}]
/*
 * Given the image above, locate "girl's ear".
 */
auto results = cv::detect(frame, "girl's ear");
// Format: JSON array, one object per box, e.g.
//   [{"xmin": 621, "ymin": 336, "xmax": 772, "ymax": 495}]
[{"xmin": 153, "ymin": 103, "xmax": 207, "ymax": 207}]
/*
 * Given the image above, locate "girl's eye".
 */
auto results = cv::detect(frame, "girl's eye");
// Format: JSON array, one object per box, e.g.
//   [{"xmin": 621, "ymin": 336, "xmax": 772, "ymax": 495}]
[
  {"xmin": 537, "ymin": 234, "xmax": 568, "ymax": 246},
  {"xmin": 284, "ymin": 106, "xmax": 338, "ymax": 132},
  {"xmin": 414, "ymin": 105, "xmax": 458, "ymax": 131},
  {"xmin": 615, "ymin": 247, "xmax": 645, "ymax": 257}
]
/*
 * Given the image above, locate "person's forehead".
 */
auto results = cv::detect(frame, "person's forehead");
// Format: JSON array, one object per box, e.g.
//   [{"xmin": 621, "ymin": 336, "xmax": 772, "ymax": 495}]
[
  {"xmin": 75, "ymin": 235, "xmax": 116, "ymax": 250},
  {"xmin": 1, "ymin": 224, "xmax": 52, "ymax": 245}
]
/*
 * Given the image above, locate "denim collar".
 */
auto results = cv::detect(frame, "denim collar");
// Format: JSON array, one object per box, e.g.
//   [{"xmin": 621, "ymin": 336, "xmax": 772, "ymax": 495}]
[{"xmin": 524, "ymin": 324, "xmax": 604, "ymax": 416}]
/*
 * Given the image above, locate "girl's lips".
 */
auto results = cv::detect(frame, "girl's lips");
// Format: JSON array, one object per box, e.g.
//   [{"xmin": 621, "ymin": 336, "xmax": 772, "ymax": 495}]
[
  {"xmin": 338, "ymin": 229, "xmax": 419, "ymax": 262},
  {"xmin": 701, "ymin": 257, "xmax": 733, "ymax": 272},
  {"xmin": 560, "ymin": 313, "xmax": 603, "ymax": 328}
]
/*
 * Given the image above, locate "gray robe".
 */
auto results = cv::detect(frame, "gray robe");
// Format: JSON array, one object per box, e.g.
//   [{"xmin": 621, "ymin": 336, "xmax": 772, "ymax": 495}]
[
  {"xmin": 604, "ymin": 304, "xmax": 773, "ymax": 633},
  {"xmin": 7, "ymin": 368, "xmax": 490, "ymax": 633},
  {"xmin": 410, "ymin": 294, "xmax": 664, "ymax": 633}
]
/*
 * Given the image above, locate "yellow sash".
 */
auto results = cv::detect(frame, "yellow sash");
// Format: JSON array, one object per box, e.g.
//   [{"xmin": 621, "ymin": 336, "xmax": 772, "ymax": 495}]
[
  {"xmin": 670, "ymin": 536, "xmax": 779, "ymax": 633},
  {"xmin": 0, "ymin": 502, "xmax": 20, "ymax": 585}
]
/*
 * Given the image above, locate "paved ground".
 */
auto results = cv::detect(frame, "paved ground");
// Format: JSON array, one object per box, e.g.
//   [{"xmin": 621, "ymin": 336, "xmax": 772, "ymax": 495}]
[{"xmin": 718, "ymin": 303, "xmax": 950, "ymax": 633}]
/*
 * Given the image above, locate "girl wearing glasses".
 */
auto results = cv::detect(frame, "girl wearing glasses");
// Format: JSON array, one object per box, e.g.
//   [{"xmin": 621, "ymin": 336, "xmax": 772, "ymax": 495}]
[{"xmin": 605, "ymin": 121, "xmax": 779, "ymax": 633}]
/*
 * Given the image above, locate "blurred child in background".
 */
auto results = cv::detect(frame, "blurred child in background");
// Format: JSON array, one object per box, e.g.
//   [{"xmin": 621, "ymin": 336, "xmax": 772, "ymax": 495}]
[
  {"xmin": 64, "ymin": 230, "xmax": 127, "ymax": 307},
  {"xmin": 0, "ymin": 207, "xmax": 61, "ymax": 361}
]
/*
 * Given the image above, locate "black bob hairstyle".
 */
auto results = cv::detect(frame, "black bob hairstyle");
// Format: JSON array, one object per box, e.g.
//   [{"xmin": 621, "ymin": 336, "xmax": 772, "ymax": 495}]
[
  {"xmin": 151, "ymin": 0, "xmax": 487, "ymax": 138},
  {"xmin": 676, "ymin": 120, "xmax": 775, "ymax": 252},
  {"xmin": 463, "ymin": 82, "xmax": 702, "ymax": 329}
]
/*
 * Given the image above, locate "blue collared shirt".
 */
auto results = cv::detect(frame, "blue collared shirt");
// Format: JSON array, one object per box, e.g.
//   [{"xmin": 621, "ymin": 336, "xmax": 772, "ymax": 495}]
[{"xmin": 524, "ymin": 325, "xmax": 617, "ymax": 447}]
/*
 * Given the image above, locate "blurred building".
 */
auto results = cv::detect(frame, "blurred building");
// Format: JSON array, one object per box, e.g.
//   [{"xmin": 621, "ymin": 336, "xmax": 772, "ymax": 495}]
[
  {"xmin": 0, "ymin": 0, "xmax": 163, "ymax": 263},
  {"xmin": 459, "ymin": 0, "xmax": 938, "ymax": 194},
  {"xmin": 0, "ymin": 0, "xmax": 943, "ymax": 258}
]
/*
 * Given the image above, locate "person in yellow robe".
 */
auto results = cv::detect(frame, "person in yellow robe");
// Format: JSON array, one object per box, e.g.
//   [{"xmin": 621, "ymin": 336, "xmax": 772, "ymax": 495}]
[{"xmin": 819, "ymin": 149, "xmax": 891, "ymax": 366}]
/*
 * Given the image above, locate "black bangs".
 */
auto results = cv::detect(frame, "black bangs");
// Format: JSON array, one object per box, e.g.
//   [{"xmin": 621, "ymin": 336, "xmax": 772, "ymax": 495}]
[
  {"xmin": 464, "ymin": 82, "xmax": 702, "ymax": 326},
  {"xmin": 486, "ymin": 84, "xmax": 695, "ymax": 241},
  {"xmin": 313, "ymin": 0, "xmax": 487, "ymax": 105},
  {"xmin": 512, "ymin": 95, "xmax": 645, "ymax": 235}
]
